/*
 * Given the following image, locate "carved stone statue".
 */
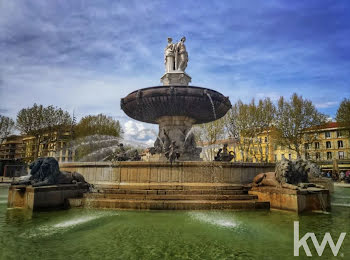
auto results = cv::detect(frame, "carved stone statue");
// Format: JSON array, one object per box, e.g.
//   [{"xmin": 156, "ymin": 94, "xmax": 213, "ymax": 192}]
[
  {"xmin": 214, "ymin": 144, "xmax": 235, "ymax": 162},
  {"xmin": 104, "ymin": 143, "xmax": 141, "ymax": 161},
  {"xmin": 165, "ymin": 141, "xmax": 180, "ymax": 163},
  {"xmin": 161, "ymin": 36, "xmax": 191, "ymax": 86},
  {"xmin": 175, "ymin": 37, "xmax": 188, "ymax": 72},
  {"xmin": 13, "ymin": 157, "xmax": 89, "ymax": 187},
  {"xmin": 252, "ymin": 158, "xmax": 324, "ymax": 190},
  {"xmin": 162, "ymin": 129, "xmax": 171, "ymax": 153},
  {"xmin": 164, "ymin": 37, "xmax": 175, "ymax": 72}
]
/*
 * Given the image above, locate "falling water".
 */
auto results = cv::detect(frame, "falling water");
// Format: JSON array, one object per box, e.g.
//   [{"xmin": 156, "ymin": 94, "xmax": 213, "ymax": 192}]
[
  {"xmin": 150, "ymin": 129, "xmax": 164, "ymax": 146},
  {"xmin": 184, "ymin": 128, "xmax": 195, "ymax": 144},
  {"xmin": 206, "ymin": 93, "xmax": 217, "ymax": 120},
  {"xmin": 69, "ymin": 135, "xmax": 147, "ymax": 162}
]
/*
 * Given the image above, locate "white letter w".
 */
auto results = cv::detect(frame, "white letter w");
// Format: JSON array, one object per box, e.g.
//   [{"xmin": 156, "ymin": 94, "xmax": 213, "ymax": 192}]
[{"xmin": 294, "ymin": 221, "xmax": 346, "ymax": 256}]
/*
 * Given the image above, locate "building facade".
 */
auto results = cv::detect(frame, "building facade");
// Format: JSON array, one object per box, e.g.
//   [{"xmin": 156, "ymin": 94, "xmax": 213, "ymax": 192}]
[
  {"xmin": 200, "ymin": 122, "xmax": 350, "ymax": 171},
  {"xmin": 1, "ymin": 131, "xmax": 74, "ymax": 164},
  {"xmin": 0, "ymin": 135, "xmax": 25, "ymax": 160}
]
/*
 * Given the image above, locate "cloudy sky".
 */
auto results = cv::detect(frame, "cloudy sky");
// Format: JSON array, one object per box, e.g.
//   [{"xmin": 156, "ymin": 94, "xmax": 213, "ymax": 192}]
[{"xmin": 1, "ymin": 0, "xmax": 349, "ymax": 144}]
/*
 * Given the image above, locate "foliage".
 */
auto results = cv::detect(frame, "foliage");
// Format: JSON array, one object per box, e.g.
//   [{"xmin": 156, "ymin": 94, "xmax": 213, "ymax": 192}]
[
  {"xmin": 274, "ymin": 93, "xmax": 327, "ymax": 158},
  {"xmin": 16, "ymin": 103, "xmax": 73, "ymax": 159},
  {"xmin": 0, "ymin": 115, "xmax": 15, "ymax": 142},
  {"xmin": 75, "ymin": 114, "xmax": 122, "ymax": 139},
  {"xmin": 336, "ymin": 98, "xmax": 350, "ymax": 128},
  {"xmin": 224, "ymin": 98, "xmax": 275, "ymax": 162}
]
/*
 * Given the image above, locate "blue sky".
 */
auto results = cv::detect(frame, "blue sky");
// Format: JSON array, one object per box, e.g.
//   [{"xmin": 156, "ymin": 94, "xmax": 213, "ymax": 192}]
[{"xmin": 1, "ymin": 0, "xmax": 349, "ymax": 144}]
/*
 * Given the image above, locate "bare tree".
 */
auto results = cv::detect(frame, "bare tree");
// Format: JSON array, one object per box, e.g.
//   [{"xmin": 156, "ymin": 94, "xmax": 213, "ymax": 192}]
[
  {"xmin": 196, "ymin": 118, "xmax": 225, "ymax": 160},
  {"xmin": 224, "ymin": 99, "xmax": 274, "ymax": 162},
  {"xmin": 274, "ymin": 93, "xmax": 327, "ymax": 158},
  {"xmin": 0, "ymin": 115, "xmax": 15, "ymax": 143}
]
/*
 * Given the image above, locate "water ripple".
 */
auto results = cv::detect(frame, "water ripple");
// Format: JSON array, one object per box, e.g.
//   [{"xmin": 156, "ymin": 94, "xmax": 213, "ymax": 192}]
[
  {"xmin": 22, "ymin": 211, "xmax": 118, "ymax": 238},
  {"xmin": 187, "ymin": 212, "xmax": 238, "ymax": 228}
]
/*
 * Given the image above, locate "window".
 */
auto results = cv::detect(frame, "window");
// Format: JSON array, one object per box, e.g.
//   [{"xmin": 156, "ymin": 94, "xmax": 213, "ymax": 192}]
[
  {"xmin": 274, "ymin": 155, "xmax": 277, "ymax": 162},
  {"xmin": 305, "ymin": 153, "xmax": 310, "ymax": 160},
  {"xmin": 316, "ymin": 152, "xmax": 321, "ymax": 160},
  {"xmin": 338, "ymin": 151, "xmax": 344, "ymax": 159},
  {"xmin": 327, "ymin": 152, "xmax": 332, "ymax": 160},
  {"xmin": 281, "ymin": 154, "xmax": 285, "ymax": 159},
  {"xmin": 337, "ymin": 131, "xmax": 343, "ymax": 137},
  {"xmin": 264, "ymin": 137, "xmax": 268, "ymax": 143},
  {"xmin": 325, "ymin": 131, "xmax": 331, "ymax": 138},
  {"xmin": 338, "ymin": 140, "xmax": 343, "ymax": 148},
  {"xmin": 315, "ymin": 142, "xmax": 320, "ymax": 149},
  {"xmin": 304, "ymin": 143, "xmax": 309, "ymax": 150},
  {"xmin": 326, "ymin": 141, "xmax": 331, "ymax": 148},
  {"xmin": 288, "ymin": 154, "xmax": 292, "ymax": 160}
]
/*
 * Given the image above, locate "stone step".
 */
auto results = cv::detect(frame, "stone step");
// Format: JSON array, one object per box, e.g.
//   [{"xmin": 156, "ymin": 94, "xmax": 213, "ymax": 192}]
[
  {"xmin": 96, "ymin": 189, "xmax": 247, "ymax": 195},
  {"xmin": 84, "ymin": 193, "xmax": 258, "ymax": 201},
  {"xmin": 94, "ymin": 183, "xmax": 246, "ymax": 191},
  {"xmin": 69, "ymin": 198, "xmax": 270, "ymax": 210}
]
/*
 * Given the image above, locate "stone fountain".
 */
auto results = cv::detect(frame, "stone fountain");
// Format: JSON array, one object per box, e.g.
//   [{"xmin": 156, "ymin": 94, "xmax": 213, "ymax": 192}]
[
  {"xmin": 59, "ymin": 37, "xmax": 276, "ymax": 211},
  {"xmin": 120, "ymin": 36, "xmax": 231, "ymax": 161}
]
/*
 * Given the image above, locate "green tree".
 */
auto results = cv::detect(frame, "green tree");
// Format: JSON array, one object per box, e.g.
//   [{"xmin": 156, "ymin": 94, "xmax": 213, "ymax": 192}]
[
  {"xmin": 16, "ymin": 104, "xmax": 73, "ymax": 159},
  {"xmin": 74, "ymin": 114, "xmax": 122, "ymax": 139},
  {"xmin": 0, "ymin": 115, "xmax": 15, "ymax": 142},
  {"xmin": 274, "ymin": 93, "xmax": 327, "ymax": 158},
  {"xmin": 336, "ymin": 98, "xmax": 350, "ymax": 128}
]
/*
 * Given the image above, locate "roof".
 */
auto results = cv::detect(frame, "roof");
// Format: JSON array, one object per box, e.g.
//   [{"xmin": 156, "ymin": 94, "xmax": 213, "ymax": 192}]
[{"xmin": 304, "ymin": 122, "xmax": 348, "ymax": 132}]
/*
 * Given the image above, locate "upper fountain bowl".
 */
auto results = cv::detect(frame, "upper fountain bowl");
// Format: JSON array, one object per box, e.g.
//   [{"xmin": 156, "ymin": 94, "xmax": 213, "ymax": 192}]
[{"xmin": 120, "ymin": 86, "xmax": 232, "ymax": 124}]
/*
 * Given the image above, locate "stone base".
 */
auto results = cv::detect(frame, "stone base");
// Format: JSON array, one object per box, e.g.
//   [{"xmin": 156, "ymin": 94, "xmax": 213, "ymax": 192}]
[
  {"xmin": 7, "ymin": 184, "xmax": 89, "ymax": 210},
  {"xmin": 249, "ymin": 186, "xmax": 331, "ymax": 213},
  {"xmin": 60, "ymin": 162, "xmax": 275, "ymax": 185},
  {"xmin": 160, "ymin": 71, "xmax": 191, "ymax": 86},
  {"xmin": 69, "ymin": 183, "xmax": 270, "ymax": 210},
  {"xmin": 309, "ymin": 177, "xmax": 334, "ymax": 193}
]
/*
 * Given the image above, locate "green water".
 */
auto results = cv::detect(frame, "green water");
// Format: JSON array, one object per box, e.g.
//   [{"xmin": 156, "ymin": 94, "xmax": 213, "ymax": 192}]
[{"xmin": 0, "ymin": 186, "xmax": 349, "ymax": 260}]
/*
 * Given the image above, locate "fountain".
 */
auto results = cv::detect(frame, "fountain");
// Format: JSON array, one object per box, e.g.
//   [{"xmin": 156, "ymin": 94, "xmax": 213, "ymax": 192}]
[
  {"xmin": 120, "ymin": 37, "xmax": 231, "ymax": 161},
  {"xmin": 58, "ymin": 37, "xmax": 280, "ymax": 210}
]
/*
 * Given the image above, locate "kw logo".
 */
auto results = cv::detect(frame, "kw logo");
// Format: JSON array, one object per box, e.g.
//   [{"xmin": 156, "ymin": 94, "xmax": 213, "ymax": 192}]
[{"xmin": 294, "ymin": 221, "xmax": 346, "ymax": 256}]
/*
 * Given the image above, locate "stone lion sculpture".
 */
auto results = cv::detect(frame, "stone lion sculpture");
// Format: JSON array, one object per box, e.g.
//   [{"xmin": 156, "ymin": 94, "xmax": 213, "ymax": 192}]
[
  {"xmin": 13, "ymin": 157, "xmax": 88, "ymax": 187},
  {"xmin": 252, "ymin": 158, "xmax": 323, "ymax": 190}
]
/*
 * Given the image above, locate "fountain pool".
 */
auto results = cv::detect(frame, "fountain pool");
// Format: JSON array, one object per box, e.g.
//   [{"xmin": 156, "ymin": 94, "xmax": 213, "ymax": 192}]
[{"xmin": 1, "ymin": 185, "xmax": 349, "ymax": 259}]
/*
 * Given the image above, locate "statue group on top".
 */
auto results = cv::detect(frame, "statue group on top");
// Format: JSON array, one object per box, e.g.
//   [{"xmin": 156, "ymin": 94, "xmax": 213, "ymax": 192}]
[{"xmin": 164, "ymin": 36, "xmax": 188, "ymax": 72}]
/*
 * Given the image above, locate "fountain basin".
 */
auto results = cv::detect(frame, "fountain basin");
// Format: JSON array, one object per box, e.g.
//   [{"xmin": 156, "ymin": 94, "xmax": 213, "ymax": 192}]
[{"xmin": 120, "ymin": 86, "xmax": 231, "ymax": 124}]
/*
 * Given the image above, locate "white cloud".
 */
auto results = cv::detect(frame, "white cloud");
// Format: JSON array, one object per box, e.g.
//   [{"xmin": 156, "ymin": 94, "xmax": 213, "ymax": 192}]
[
  {"xmin": 315, "ymin": 101, "xmax": 339, "ymax": 109},
  {"xmin": 122, "ymin": 120, "xmax": 156, "ymax": 145}
]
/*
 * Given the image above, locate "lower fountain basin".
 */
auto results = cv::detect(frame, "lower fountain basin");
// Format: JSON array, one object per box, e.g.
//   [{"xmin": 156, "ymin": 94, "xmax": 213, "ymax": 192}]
[{"xmin": 120, "ymin": 86, "xmax": 232, "ymax": 124}]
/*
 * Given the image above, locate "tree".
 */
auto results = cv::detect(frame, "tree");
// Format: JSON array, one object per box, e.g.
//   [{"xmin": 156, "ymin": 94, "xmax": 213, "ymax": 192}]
[
  {"xmin": 74, "ymin": 114, "xmax": 122, "ymax": 139},
  {"xmin": 16, "ymin": 104, "xmax": 73, "ymax": 159},
  {"xmin": 336, "ymin": 98, "xmax": 350, "ymax": 128},
  {"xmin": 223, "ymin": 98, "xmax": 276, "ymax": 162},
  {"xmin": 0, "ymin": 115, "xmax": 15, "ymax": 142},
  {"xmin": 274, "ymin": 93, "xmax": 327, "ymax": 158},
  {"xmin": 255, "ymin": 98, "xmax": 276, "ymax": 162},
  {"xmin": 195, "ymin": 118, "xmax": 225, "ymax": 161}
]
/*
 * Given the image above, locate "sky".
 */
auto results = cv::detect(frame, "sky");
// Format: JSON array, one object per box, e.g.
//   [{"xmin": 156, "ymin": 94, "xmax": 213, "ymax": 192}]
[{"xmin": 0, "ymin": 0, "xmax": 349, "ymax": 145}]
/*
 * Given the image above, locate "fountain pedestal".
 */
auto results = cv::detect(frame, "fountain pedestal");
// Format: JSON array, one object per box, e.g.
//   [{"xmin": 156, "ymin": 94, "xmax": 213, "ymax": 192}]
[
  {"xmin": 249, "ymin": 186, "xmax": 331, "ymax": 213},
  {"xmin": 160, "ymin": 71, "xmax": 191, "ymax": 86},
  {"xmin": 154, "ymin": 116, "xmax": 201, "ymax": 161}
]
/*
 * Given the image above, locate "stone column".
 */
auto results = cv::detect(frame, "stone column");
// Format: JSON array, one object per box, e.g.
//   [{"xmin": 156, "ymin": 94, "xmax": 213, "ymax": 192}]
[{"xmin": 156, "ymin": 116, "xmax": 201, "ymax": 161}]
